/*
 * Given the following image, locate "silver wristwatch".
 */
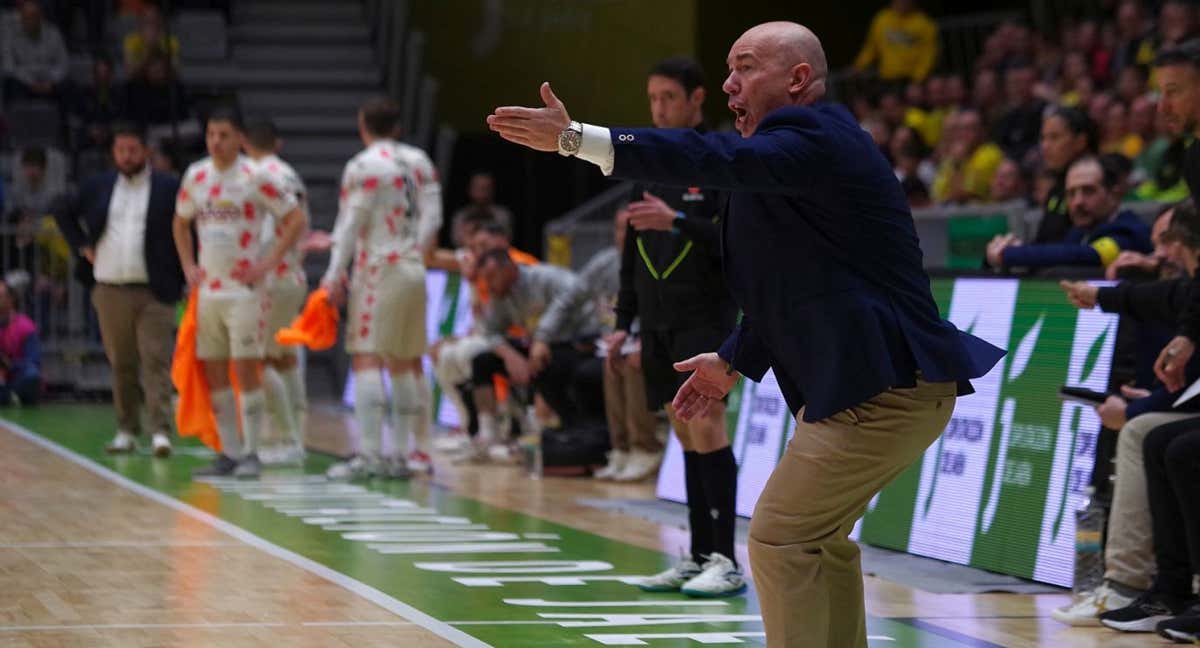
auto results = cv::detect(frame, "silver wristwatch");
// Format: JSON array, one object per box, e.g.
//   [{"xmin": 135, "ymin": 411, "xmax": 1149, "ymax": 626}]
[{"xmin": 558, "ymin": 121, "xmax": 583, "ymax": 156}]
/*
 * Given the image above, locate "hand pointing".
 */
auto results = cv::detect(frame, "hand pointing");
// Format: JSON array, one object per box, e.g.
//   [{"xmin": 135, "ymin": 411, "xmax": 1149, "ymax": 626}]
[{"xmin": 486, "ymin": 82, "xmax": 572, "ymax": 152}]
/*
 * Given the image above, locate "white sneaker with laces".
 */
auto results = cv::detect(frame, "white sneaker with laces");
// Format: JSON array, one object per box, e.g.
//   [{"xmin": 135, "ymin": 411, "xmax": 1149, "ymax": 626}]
[
  {"xmin": 681, "ymin": 553, "xmax": 747, "ymax": 598},
  {"xmin": 407, "ymin": 451, "xmax": 433, "ymax": 475},
  {"xmin": 434, "ymin": 433, "xmax": 469, "ymax": 453},
  {"xmin": 594, "ymin": 450, "xmax": 629, "ymax": 480},
  {"xmin": 262, "ymin": 443, "xmax": 305, "ymax": 467},
  {"xmin": 151, "ymin": 433, "xmax": 172, "ymax": 458},
  {"xmin": 637, "ymin": 557, "xmax": 702, "ymax": 592},
  {"xmin": 1051, "ymin": 582, "xmax": 1136, "ymax": 627},
  {"xmin": 614, "ymin": 448, "xmax": 663, "ymax": 482}
]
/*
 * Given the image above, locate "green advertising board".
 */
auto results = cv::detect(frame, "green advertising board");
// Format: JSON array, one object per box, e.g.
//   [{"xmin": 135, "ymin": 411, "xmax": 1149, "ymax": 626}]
[{"xmin": 658, "ymin": 278, "xmax": 1117, "ymax": 587}]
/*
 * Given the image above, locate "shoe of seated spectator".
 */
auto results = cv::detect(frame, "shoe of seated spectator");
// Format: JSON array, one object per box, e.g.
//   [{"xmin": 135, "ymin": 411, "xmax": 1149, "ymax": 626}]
[
  {"xmin": 1100, "ymin": 589, "xmax": 1193, "ymax": 632},
  {"xmin": 1157, "ymin": 601, "xmax": 1200, "ymax": 643},
  {"xmin": 614, "ymin": 448, "xmax": 663, "ymax": 482},
  {"xmin": 1051, "ymin": 582, "xmax": 1136, "ymax": 627},
  {"xmin": 104, "ymin": 430, "xmax": 137, "ymax": 455},
  {"xmin": 594, "ymin": 449, "xmax": 629, "ymax": 480}
]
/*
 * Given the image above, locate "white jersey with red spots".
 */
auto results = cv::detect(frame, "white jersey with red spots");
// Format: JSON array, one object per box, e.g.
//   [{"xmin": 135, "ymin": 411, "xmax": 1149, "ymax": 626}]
[
  {"xmin": 253, "ymin": 154, "xmax": 308, "ymax": 290},
  {"xmin": 176, "ymin": 155, "xmax": 299, "ymax": 295},
  {"xmin": 321, "ymin": 139, "xmax": 442, "ymax": 285}
]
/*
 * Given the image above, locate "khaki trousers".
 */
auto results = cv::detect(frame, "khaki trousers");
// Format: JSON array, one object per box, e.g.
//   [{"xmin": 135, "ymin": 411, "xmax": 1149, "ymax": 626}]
[
  {"xmin": 1105, "ymin": 411, "xmax": 1200, "ymax": 590},
  {"xmin": 748, "ymin": 379, "xmax": 956, "ymax": 648},
  {"xmin": 92, "ymin": 283, "xmax": 177, "ymax": 436},
  {"xmin": 602, "ymin": 360, "xmax": 661, "ymax": 453}
]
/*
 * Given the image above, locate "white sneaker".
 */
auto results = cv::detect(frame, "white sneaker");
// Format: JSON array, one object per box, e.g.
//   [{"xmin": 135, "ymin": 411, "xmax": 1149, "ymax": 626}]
[
  {"xmin": 681, "ymin": 553, "xmax": 747, "ymax": 598},
  {"xmin": 614, "ymin": 448, "xmax": 663, "ymax": 482},
  {"xmin": 637, "ymin": 557, "xmax": 702, "ymax": 592},
  {"xmin": 1051, "ymin": 582, "xmax": 1136, "ymax": 627},
  {"xmin": 104, "ymin": 430, "xmax": 137, "ymax": 454},
  {"xmin": 151, "ymin": 433, "xmax": 172, "ymax": 458},
  {"xmin": 326, "ymin": 456, "xmax": 381, "ymax": 481},
  {"xmin": 594, "ymin": 449, "xmax": 629, "ymax": 480},
  {"xmin": 488, "ymin": 443, "xmax": 517, "ymax": 464}
]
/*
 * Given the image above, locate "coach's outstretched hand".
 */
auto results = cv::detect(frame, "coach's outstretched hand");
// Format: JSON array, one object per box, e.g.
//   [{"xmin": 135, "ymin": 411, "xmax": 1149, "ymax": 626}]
[
  {"xmin": 486, "ymin": 82, "xmax": 571, "ymax": 152},
  {"xmin": 672, "ymin": 352, "xmax": 739, "ymax": 421}
]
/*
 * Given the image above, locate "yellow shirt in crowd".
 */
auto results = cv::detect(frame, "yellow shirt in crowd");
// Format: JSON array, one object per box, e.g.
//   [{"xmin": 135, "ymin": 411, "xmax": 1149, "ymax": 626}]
[
  {"xmin": 932, "ymin": 143, "xmax": 1004, "ymax": 203},
  {"xmin": 853, "ymin": 8, "xmax": 939, "ymax": 82}
]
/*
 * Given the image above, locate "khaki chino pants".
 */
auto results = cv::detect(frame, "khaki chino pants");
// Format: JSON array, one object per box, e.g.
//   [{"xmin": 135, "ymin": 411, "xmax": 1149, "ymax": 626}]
[
  {"xmin": 748, "ymin": 379, "xmax": 957, "ymax": 647},
  {"xmin": 92, "ymin": 283, "xmax": 176, "ymax": 436}
]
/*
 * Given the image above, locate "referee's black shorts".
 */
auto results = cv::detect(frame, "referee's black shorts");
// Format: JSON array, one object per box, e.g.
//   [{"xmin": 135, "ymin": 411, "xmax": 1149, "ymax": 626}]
[{"xmin": 640, "ymin": 326, "xmax": 729, "ymax": 410}]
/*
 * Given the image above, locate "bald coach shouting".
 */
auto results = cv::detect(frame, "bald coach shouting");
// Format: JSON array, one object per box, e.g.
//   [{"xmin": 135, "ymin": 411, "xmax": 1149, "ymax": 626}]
[{"xmin": 488, "ymin": 21, "xmax": 1005, "ymax": 647}]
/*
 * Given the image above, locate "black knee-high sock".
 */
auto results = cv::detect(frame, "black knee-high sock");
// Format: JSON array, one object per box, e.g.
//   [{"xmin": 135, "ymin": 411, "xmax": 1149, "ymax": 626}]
[
  {"xmin": 698, "ymin": 446, "xmax": 738, "ymax": 567},
  {"xmin": 458, "ymin": 383, "xmax": 479, "ymax": 438},
  {"xmin": 683, "ymin": 450, "xmax": 712, "ymax": 564}
]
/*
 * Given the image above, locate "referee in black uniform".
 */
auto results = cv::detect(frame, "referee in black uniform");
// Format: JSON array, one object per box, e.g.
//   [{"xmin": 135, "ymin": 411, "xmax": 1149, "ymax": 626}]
[{"xmin": 605, "ymin": 57, "xmax": 743, "ymax": 597}]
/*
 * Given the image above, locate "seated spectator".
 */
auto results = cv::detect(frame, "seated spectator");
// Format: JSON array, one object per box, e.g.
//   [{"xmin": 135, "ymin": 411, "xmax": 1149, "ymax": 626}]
[
  {"xmin": 851, "ymin": 0, "xmax": 938, "ymax": 84},
  {"xmin": 589, "ymin": 205, "xmax": 661, "ymax": 482},
  {"xmin": 1115, "ymin": 65, "xmax": 1149, "ymax": 105},
  {"xmin": 1112, "ymin": 0, "xmax": 1155, "ymax": 74},
  {"xmin": 988, "ymin": 158, "xmax": 1030, "ymax": 205},
  {"xmin": 1157, "ymin": 0, "xmax": 1200, "ymax": 51},
  {"xmin": 1053, "ymin": 201, "xmax": 1200, "ymax": 630},
  {"xmin": 1058, "ymin": 52, "xmax": 1090, "ymax": 105},
  {"xmin": 122, "ymin": 51, "xmax": 197, "ymax": 147},
  {"xmin": 450, "ymin": 171, "xmax": 514, "ymax": 247},
  {"xmin": 987, "ymin": 155, "xmax": 1152, "ymax": 270},
  {"xmin": 0, "ymin": 279, "xmax": 41, "ymax": 405},
  {"xmin": 470, "ymin": 249, "xmax": 601, "ymax": 452},
  {"xmin": 9, "ymin": 147, "xmax": 58, "ymax": 218},
  {"xmin": 890, "ymin": 125, "xmax": 936, "ymax": 190},
  {"xmin": 993, "ymin": 61, "xmax": 1047, "ymax": 162},
  {"xmin": 123, "ymin": 5, "xmax": 179, "ymax": 75},
  {"xmin": 931, "ymin": 109, "xmax": 1004, "ymax": 203},
  {"xmin": 972, "ymin": 68, "xmax": 1003, "ymax": 129},
  {"xmin": 1, "ymin": 0, "xmax": 68, "ymax": 105},
  {"xmin": 1035, "ymin": 106, "xmax": 1099, "ymax": 243},
  {"xmin": 71, "ymin": 54, "xmax": 125, "ymax": 152},
  {"xmin": 1106, "ymin": 203, "xmax": 1182, "ymax": 281},
  {"xmin": 1102, "ymin": 102, "xmax": 1144, "ymax": 159},
  {"xmin": 1087, "ymin": 93, "xmax": 1115, "ymax": 133}
]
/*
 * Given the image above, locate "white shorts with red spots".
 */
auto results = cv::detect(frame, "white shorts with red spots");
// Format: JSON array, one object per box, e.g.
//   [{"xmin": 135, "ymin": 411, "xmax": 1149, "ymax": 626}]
[
  {"xmin": 196, "ymin": 290, "xmax": 270, "ymax": 360},
  {"xmin": 345, "ymin": 260, "xmax": 426, "ymax": 359},
  {"xmin": 263, "ymin": 280, "xmax": 307, "ymax": 359}
]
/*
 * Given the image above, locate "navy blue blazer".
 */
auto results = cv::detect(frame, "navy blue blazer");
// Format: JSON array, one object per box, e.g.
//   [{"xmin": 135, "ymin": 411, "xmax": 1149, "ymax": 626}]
[
  {"xmin": 58, "ymin": 170, "xmax": 185, "ymax": 304},
  {"xmin": 1001, "ymin": 209, "xmax": 1152, "ymax": 269},
  {"xmin": 606, "ymin": 103, "xmax": 1006, "ymax": 421}
]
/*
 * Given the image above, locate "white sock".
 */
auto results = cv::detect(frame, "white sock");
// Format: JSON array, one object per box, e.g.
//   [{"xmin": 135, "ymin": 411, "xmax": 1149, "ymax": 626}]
[
  {"xmin": 478, "ymin": 412, "xmax": 497, "ymax": 445},
  {"xmin": 211, "ymin": 388, "xmax": 243, "ymax": 459},
  {"xmin": 262, "ymin": 367, "xmax": 297, "ymax": 448},
  {"xmin": 239, "ymin": 389, "xmax": 265, "ymax": 455},
  {"xmin": 435, "ymin": 356, "xmax": 470, "ymax": 433},
  {"xmin": 279, "ymin": 365, "xmax": 308, "ymax": 445},
  {"xmin": 354, "ymin": 369, "xmax": 386, "ymax": 461},
  {"xmin": 391, "ymin": 372, "xmax": 431, "ymax": 456}
]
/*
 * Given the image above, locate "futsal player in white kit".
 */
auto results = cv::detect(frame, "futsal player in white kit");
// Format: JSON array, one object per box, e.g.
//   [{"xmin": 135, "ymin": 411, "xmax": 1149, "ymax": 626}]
[
  {"xmin": 173, "ymin": 107, "xmax": 305, "ymax": 479},
  {"xmin": 241, "ymin": 116, "xmax": 310, "ymax": 466},
  {"xmin": 322, "ymin": 97, "xmax": 443, "ymax": 480}
]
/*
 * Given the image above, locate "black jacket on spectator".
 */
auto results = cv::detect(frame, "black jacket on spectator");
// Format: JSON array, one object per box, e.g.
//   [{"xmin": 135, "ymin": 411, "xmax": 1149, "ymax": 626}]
[
  {"xmin": 1098, "ymin": 278, "xmax": 1200, "ymax": 417},
  {"xmin": 614, "ymin": 178, "xmax": 736, "ymax": 334},
  {"xmin": 1034, "ymin": 173, "xmax": 1071, "ymax": 244},
  {"xmin": 1174, "ymin": 141, "xmax": 1200, "ymax": 342},
  {"xmin": 57, "ymin": 170, "xmax": 184, "ymax": 303},
  {"xmin": 993, "ymin": 98, "xmax": 1047, "ymax": 162}
]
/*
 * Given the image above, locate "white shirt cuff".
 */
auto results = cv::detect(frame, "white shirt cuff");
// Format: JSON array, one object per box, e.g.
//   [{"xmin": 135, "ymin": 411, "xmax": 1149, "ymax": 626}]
[{"xmin": 576, "ymin": 123, "xmax": 615, "ymax": 176}]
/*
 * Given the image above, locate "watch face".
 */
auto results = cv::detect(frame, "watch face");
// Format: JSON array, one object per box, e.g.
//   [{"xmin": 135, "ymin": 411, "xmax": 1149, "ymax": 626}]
[{"xmin": 560, "ymin": 129, "xmax": 582, "ymax": 153}]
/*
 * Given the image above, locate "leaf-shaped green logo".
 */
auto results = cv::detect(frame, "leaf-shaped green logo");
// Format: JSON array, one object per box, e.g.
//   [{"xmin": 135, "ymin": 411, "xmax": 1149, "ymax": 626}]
[
  {"xmin": 1050, "ymin": 407, "xmax": 1082, "ymax": 542},
  {"xmin": 1080, "ymin": 321, "xmax": 1111, "ymax": 386},
  {"xmin": 1007, "ymin": 314, "xmax": 1045, "ymax": 382}
]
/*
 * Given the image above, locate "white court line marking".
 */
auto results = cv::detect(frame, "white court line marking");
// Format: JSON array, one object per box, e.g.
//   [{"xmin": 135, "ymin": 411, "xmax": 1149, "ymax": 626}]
[
  {"xmin": 522, "ymin": 533, "xmax": 561, "ymax": 540},
  {"xmin": 0, "ymin": 541, "xmax": 243, "ymax": 549},
  {"xmin": 0, "ymin": 622, "xmax": 289, "ymax": 631},
  {"xmin": 0, "ymin": 421, "xmax": 490, "ymax": 648}
]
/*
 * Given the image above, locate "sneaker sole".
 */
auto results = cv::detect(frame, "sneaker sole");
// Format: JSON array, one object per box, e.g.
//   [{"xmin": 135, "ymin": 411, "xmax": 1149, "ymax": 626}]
[
  {"xmin": 153, "ymin": 446, "xmax": 172, "ymax": 459},
  {"xmin": 1050, "ymin": 610, "xmax": 1102, "ymax": 627},
  {"xmin": 1101, "ymin": 616, "xmax": 1173, "ymax": 633},
  {"xmin": 681, "ymin": 583, "xmax": 748, "ymax": 598},
  {"xmin": 1160, "ymin": 628, "xmax": 1200, "ymax": 643},
  {"xmin": 636, "ymin": 583, "xmax": 684, "ymax": 593}
]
